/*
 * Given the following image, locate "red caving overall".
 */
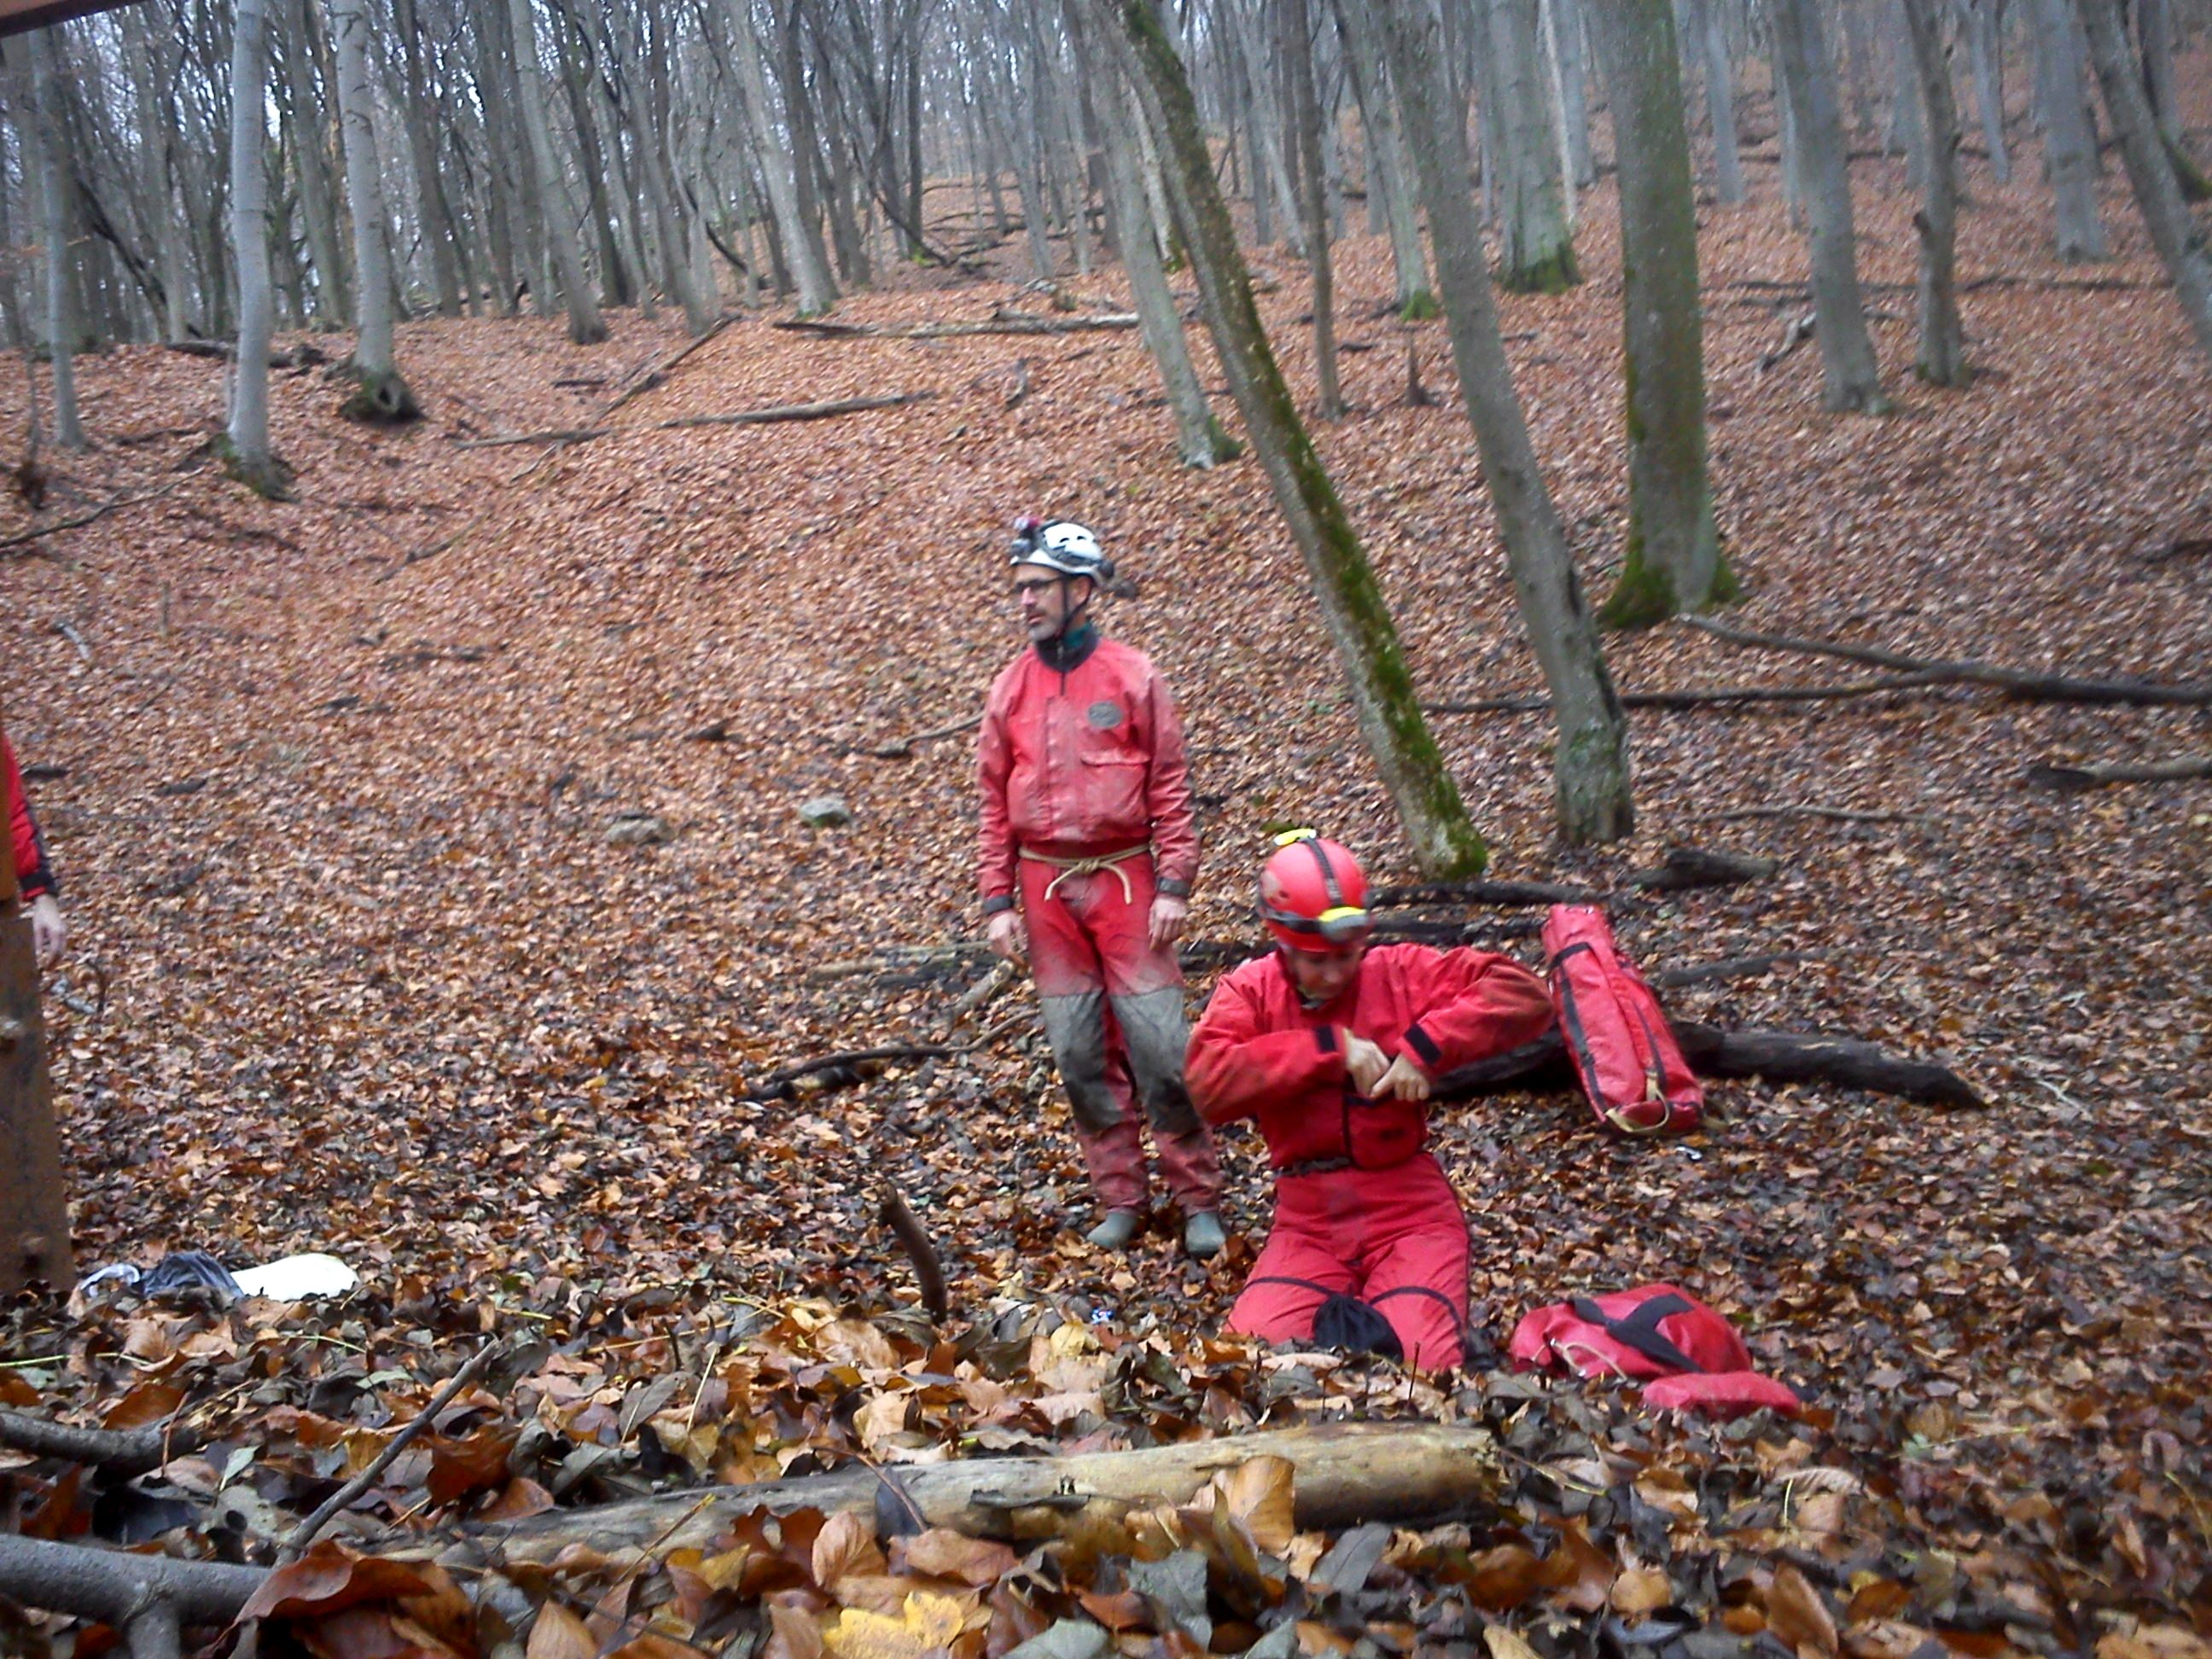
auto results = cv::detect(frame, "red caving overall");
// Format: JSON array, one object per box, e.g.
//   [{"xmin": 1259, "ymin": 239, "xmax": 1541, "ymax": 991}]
[{"xmin": 1187, "ymin": 945, "xmax": 1553, "ymax": 1369}]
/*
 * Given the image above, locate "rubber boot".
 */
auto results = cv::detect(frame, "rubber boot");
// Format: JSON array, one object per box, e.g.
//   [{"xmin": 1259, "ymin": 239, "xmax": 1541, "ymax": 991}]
[
  {"xmin": 1183, "ymin": 1212, "xmax": 1226, "ymax": 1260},
  {"xmin": 1086, "ymin": 1209, "xmax": 1143, "ymax": 1250}
]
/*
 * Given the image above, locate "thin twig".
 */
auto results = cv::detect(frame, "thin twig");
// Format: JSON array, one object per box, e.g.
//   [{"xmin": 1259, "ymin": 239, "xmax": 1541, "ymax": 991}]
[
  {"xmin": 0, "ymin": 484, "xmax": 179, "ymax": 558},
  {"xmin": 278, "ymin": 1342, "xmax": 498, "ymax": 1561}
]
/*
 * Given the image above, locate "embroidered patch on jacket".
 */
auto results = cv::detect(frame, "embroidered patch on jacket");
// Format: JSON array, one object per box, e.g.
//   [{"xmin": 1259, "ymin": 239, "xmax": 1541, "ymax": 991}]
[{"xmin": 1086, "ymin": 701, "xmax": 1125, "ymax": 730}]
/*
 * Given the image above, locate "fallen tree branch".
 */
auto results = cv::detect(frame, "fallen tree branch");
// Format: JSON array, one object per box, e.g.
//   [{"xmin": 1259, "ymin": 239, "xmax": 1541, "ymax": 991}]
[
  {"xmin": 1682, "ymin": 616, "xmax": 2212, "ymax": 705},
  {"xmin": 745, "ymin": 1044, "xmax": 955, "ymax": 1100},
  {"xmin": 1424, "ymin": 670, "xmax": 1951, "ymax": 714},
  {"xmin": 279, "ymin": 1342, "xmax": 500, "ymax": 1562},
  {"xmin": 1439, "ymin": 1021, "xmax": 1980, "ymax": 1108},
  {"xmin": 655, "ymin": 390, "xmax": 935, "ymax": 429},
  {"xmin": 2025, "ymin": 754, "xmax": 2212, "ymax": 791},
  {"xmin": 603, "ymin": 314, "xmax": 735, "ymax": 416},
  {"xmin": 836, "ymin": 711, "xmax": 984, "ymax": 759},
  {"xmin": 0, "ymin": 1406, "xmax": 186, "ymax": 1474},
  {"xmin": 431, "ymin": 1421, "xmax": 1500, "ymax": 1564},
  {"xmin": 1699, "ymin": 804, "xmax": 1914, "ymax": 824},
  {"xmin": 0, "ymin": 484, "xmax": 179, "ymax": 558},
  {"xmin": 0, "ymin": 1534, "xmax": 266, "ymax": 1628},
  {"xmin": 1371, "ymin": 879, "xmax": 1600, "ymax": 907},
  {"xmin": 773, "ymin": 312, "xmax": 1139, "ymax": 341},
  {"xmin": 879, "ymin": 1188, "xmax": 950, "ymax": 1319},
  {"xmin": 1627, "ymin": 846, "xmax": 1778, "ymax": 893},
  {"xmin": 449, "ymin": 428, "xmax": 608, "ymax": 450}
]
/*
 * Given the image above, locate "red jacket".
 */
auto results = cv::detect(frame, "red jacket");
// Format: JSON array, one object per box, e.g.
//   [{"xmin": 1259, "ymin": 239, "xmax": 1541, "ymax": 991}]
[
  {"xmin": 1188, "ymin": 945, "xmax": 1553, "ymax": 1172},
  {"xmin": 3, "ymin": 731, "xmax": 56, "ymax": 902},
  {"xmin": 976, "ymin": 633, "xmax": 1198, "ymax": 907}
]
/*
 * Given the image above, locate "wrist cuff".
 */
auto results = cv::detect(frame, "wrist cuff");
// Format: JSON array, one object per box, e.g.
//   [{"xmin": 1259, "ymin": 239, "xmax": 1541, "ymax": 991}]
[
  {"xmin": 981, "ymin": 894, "xmax": 1016, "ymax": 917},
  {"xmin": 1156, "ymin": 878, "xmax": 1191, "ymax": 899},
  {"xmin": 1314, "ymin": 1026, "xmax": 1338, "ymax": 1054},
  {"xmin": 1404, "ymin": 1023, "xmax": 1442, "ymax": 1068}
]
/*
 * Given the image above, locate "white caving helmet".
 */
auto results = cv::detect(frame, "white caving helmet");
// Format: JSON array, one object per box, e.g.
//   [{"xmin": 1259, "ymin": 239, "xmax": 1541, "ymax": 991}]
[{"xmin": 1010, "ymin": 515, "xmax": 1116, "ymax": 585}]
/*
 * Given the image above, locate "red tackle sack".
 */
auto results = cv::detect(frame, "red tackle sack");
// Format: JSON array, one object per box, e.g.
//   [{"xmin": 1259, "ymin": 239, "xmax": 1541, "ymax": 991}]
[
  {"xmin": 1508, "ymin": 1284, "xmax": 1802, "ymax": 1421},
  {"xmin": 1541, "ymin": 905, "xmax": 1703, "ymax": 1134}
]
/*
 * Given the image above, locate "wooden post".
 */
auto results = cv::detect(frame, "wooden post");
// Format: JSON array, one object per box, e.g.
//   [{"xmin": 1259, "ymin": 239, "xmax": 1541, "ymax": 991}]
[{"xmin": 0, "ymin": 705, "xmax": 75, "ymax": 1295}]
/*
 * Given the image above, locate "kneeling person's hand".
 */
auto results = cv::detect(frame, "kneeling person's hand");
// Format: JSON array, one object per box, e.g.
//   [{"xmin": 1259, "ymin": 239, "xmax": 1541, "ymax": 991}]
[
  {"xmin": 1375, "ymin": 1052, "xmax": 1432, "ymax": 1102},
  {"xmin": 1341, "ymin": 1031, "xmax": 1391, "ymax": 1095}
]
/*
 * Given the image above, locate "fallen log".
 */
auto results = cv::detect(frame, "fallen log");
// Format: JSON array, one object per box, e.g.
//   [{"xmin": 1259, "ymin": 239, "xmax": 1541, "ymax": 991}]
[
  {"xmin": 657, "ymin": 390, "xmax": 935, "ymax": 429},
  {"xmin": 602, "ymin": 313, "xmax": 735, "ymax": 416},
  {"xmin": 430, "ymin": 1421, "xmax": 1501, "ymax": 1565},
  {"xmin": 0, "ymin": 1534, "xmax": 267, "ymax": 1629},
  {"xmin": 1423, "ymin": 670, "xmax": 1951, "ymax": 715},
  {"xmin": 450, "ymin": 427, "xmax": 609, "ymax": 449},
  {"xmin": 1371, "ymin": 879, "xmax": 1598, "ymax": 907},
  {"xmin": 2025, "ymin": 754, "xmax": 2212, "ymax": 791},
  {"xmin": 1702, "ymin": 803, "xmax": 1913, "ymax": 824},
  {"xmin": 1627, "ymin": 846, "xmax": 1778, "ymax": 893},
  {"xmin": 773, "ymin": 313, "xmax": 1139, "ymax": 341},
  {"xmin": 744, "ymin": 1044, "xmax": 955, "ymax": 1100},
  {"xmin": 1436, "ymin": 1022, "xmax": 1982, "ymax": 1109},
  {"xmin": 835, "ymin": 711, "xmax": 984, "ymax": 760},
  {"xmin": 1683, "ymin": 617, "xmax": 2212, "ymax": 706},
  {"xmin": 0, "ymin": 1406, "xmax": 184, "ymax": 1474}
]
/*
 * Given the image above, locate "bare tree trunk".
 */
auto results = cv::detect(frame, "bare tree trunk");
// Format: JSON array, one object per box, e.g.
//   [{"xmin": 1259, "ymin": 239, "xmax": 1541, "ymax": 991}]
[
  {"xmin": 1586, "ymin": 0, "xmax": 1732, "ymax": 624},
  {"xmin": 636, "ymin": 0, "xmax": 716, "ymax": 333},
  {"xmin": 0, "ymin": 713, "xmax": 74, "ymax": 1300},
  {"xmin": 1900, "ymin": 0, "xmax": 1967, "ymax": 382},
  {"xmin": 507, "ymin": 0, "xmax": 607, "ymax": 342},
  {"xmin": 1888, "ymin": 0, "xmax": 1929, "ymax": 186},
  {"xmin": 1284, "ymin": 0, "xmax": 1342, "ymax": 418},
  {"xmin": 393, "ymin": 0, "xmax": 462, "ymax": 316},
  {"xmin": 227, "ymin": 0, "xmax": 285, "ymax": 491},
  {"xmin": 2074, "ymin": 0, "xmax": 2212, "ymax": 360},
  {"xmin": 25, "ymin": 29, "xmax": 82, "ymax": 449},
  {"xmin": 728, "ymin": 0, "xmax": 836, "ymax": 314},
  {"xmin": 1104, "ymin": 0, "xmax": 1494, "ymax": 877},
  {"xmin": 2135, "ymin": 0, "xmax": 2175, "ymax": 143},
  {"xmin": 328, "ymin": 0, "xmax": 416, "ymax": 417},
  {"xmin": 2031, "ymin": 0, "xmax": 2108, "ymax": 259},
  {"xmin": 279, "ymin": 0, "xmax": 348, "ymax": 323},
  {"xmin": 1768, "ymin": 0, "xmax": 1889, "ymax": 411},
  {"xmin": 1331, "ymin": 0, "xmax": 1435, "ymax": 315},
  {"xmin": 1488, "ymin": 0, "xmax": 1580, "ymax": 288},
  {"xmin": 1961, "ymin": 0, "xmax": 2009, "ymax": 183},
  {"xmin": 1072, "ymin": 4, "xmax": 1237, "ymax": 467},
  {"xmin": 120, "ymin": 10, "xmax": 191, "ymax": 340},
  {"xmin": 1380, "ymin": 0, "xmax": 1633, "ymax": 845},
  {"xmin": 1545, "ymin": 0, "xmax": 1596, "ymax": 188},
  {"xmin": 1687, "ymin": 0, "xmax": 1746, "ymax": 201}
]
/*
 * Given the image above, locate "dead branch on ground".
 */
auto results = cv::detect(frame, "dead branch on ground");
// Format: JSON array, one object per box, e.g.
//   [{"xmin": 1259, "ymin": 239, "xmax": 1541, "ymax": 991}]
[
  {"xmin": 773, "ymin": 311, "xmax": 1139, "ymax": 341},
  {"xmin": 0, "ymin": 1406, "xmax": 187, "ymax": 1474},
  {"xmin": 659, "ymin": 390, "xmax": 935, "ymax": 429},
  {"xmin": 0, "ymin": 484, "xmax": 180, "ymax": 558},
  {"xmin": 1683, "ymin": 616, "xmax": 2212, "ymax": 705},
  {"xmin": 744, "ymin": 1044, "xmax": 956, "ymax": 1102},
  {"xmin": 2025, "ymin": 755, "xmax": 2212, "ymax": 791},
  {"xmin": 879, "ymin": 1188, "xmax": 950, "ymax": 1319},
  {"xmin": 1423, "ymin": 669, "xmax": 1952, "ymax": 714}
]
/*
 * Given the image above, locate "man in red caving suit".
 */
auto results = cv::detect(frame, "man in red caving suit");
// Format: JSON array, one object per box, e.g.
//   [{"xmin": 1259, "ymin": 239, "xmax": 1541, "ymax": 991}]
[
  {"xmin": 976, "ymin": 517, "xmax": 1225, "ymax": 1257},
  {"xmin": 1186, "ymin": 832, "xmax": 1554, "ymax": 1369}
]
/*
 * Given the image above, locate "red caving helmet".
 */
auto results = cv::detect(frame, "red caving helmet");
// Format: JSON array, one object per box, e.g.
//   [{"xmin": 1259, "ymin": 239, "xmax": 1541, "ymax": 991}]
[{"xmin": 1258, "ymin": 830, "xmax": 1374, "ymax": 953}]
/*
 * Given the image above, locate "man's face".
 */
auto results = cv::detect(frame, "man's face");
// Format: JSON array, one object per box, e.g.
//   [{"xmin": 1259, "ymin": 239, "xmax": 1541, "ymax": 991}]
[
  {"xmin": 1282, "ymin": 940, "xmax": 1367, "ymax": 1007},
  {"xmin": 1013, "ymin": 564, "xmax": 1091, "ymax": 642}
]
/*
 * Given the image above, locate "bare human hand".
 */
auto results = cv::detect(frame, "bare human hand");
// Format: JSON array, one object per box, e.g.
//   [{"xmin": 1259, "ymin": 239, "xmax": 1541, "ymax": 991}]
[
  {"xmin": 1375, "ymin": 1052, "xmax": 1433, "ymax": 1102},
  {"xmin": 986, "ymin": 908, "xmax": 1027, "ymax": 965},
  {"xmin": 27, "ymin": 894, "xmax": 65, "ymax": 971},
  {"xmin": 1147, "ymin": 894, "xmax": 1189, "ymax": 952},
  {"xmin": 1341, "ymin": 1031, "xmax": 1390, "ymax": 1095}
]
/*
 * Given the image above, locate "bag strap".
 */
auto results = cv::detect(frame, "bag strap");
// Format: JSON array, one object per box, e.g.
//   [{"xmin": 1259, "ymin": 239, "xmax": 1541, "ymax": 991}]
[{"xmin": 1568, "ymin": 1293, "xmax": 1704, "ymax": 1374}]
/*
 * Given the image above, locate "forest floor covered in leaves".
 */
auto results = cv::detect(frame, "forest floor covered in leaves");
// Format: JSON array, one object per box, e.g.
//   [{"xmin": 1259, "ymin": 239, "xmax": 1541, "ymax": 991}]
[{"xmin": 2, "ymin": 100, "xmax": 2209, "ymax": 1659}]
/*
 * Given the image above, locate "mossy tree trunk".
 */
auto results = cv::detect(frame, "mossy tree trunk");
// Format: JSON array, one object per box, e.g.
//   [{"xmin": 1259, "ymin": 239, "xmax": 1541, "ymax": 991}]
[
  {"xmin": 1899, "ymin": 0, "xmax": 1968, "ymax": 385},
  {"xmin": 1768, "ymin": 0, "xmax": 1889, "ymax": 413},
  {"xmin": 329, "ymin": 0, "xmax": 422, "ymax": 422},
  {"xmin": 2074, "ymin": 0, "xmax": 2212, "ymax": 362},
  {"xmin": 1378, "ymin": 0, "xmax": 1635, "ymax": 846},
  {"xmin": 1330, "ymin": 0, "xmax": 1435, "ymax": 317},
  {"xmin": 1586, "ymin": 0, "xmax": 1732, "ymax": 626},
  {"xmin": 1283, "ymin": 0, "xmax": 1342, "ymax": 418},
  {"xmin": 1488, "ymin": 0, "xmax": 1580, "ymax": 292},
  {"xmin": 1070, "ymin": 1, "xmax": 1238, "ymax": 468},
  {"xmin": 1103, "ymin": 0, "xmax": 1491, "ymax": 878}
]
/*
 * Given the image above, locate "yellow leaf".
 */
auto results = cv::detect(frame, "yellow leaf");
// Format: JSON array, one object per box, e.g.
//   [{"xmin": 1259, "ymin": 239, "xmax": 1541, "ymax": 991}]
[
  {"xmin": 527, "ymin": 1603, "xmax": 597, "ymax": 1659},
  {"xmin": 1484, "ymin": 1627, "xmax": 1545, "ymax": 1659},
  {"xmin": 812, "ymin": 1511, "xmax": 888, "ymax": 1586},
  {"xmin": 1215, "ymin": 1457, "xmax": 1296, "ymax": 1553},
  {"xmin": 823, "ymin": 1592, "xmax": 975, "ymax": 1659},
  {"xmin": 1611, "ymin": 1568, "xmax": 1674, "ymax": 1615}
]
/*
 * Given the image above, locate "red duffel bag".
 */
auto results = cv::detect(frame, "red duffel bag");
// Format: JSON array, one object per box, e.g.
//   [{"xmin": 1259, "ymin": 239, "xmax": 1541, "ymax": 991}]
[
  {"xmin": 1541, "ymin": 905, "xmax": 1702, "ymax": 1134},
  {"xmin": 1509, "ymin": 1284, "xmax": 1802, "ymax": 1420}
]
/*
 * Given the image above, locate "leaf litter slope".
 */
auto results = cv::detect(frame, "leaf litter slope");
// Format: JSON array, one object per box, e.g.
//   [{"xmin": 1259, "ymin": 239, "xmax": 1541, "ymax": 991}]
[{"xmin": 0, "ymin": 116, "xmax": 2208, "ymax": 1650}]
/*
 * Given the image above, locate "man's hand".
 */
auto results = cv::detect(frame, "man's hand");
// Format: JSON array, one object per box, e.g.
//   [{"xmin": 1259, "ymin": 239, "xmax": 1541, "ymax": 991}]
[
  {"xmin": 1374, "ymin": 1052, "xmax": 1432, "ymax": 1103},
  {"xmin": 1147, "ymin": 894, "xmax": 1189, "ymax": 952},
  {"xmin": 1341, "ymin": 1031, "xmax": 1391, "ymax": 1095},
  {"xmin": 986, "ymin": 908, "xmax": 1027, "ymax": 965},
  {"xmin": 27, "ymin": 894, "xmax": 65, "ymax": 971}
]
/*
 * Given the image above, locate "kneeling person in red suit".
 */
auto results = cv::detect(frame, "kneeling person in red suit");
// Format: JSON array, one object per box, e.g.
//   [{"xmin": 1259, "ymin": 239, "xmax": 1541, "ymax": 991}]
[{"xmin": 1186, "ymin": 832, "xmax": 1553, "ymax": 1370}]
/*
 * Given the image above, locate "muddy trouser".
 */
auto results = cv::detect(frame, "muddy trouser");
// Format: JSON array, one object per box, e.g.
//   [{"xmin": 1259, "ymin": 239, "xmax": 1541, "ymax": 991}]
[
  {"xmin": 1229, "ymin": 1154, "xmax": 1470, "ymax": 1371},
  {"xmin": 1022, "ymin": 853, "xmax": 1222, "ymax": 1217}
]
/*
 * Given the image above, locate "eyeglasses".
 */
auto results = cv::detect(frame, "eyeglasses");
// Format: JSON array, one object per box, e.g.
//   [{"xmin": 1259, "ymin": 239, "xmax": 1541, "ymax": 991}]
[{"xmin": 1011, "ymin": 575, "xmax": 1061, "ymax": 597}]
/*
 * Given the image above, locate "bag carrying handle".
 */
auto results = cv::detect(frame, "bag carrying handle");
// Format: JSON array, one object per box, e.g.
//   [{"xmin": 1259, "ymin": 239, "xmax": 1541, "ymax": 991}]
[{"xmin": 1568, "ymin": 1293, "xmax": 1705, "ymax": 1375}]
